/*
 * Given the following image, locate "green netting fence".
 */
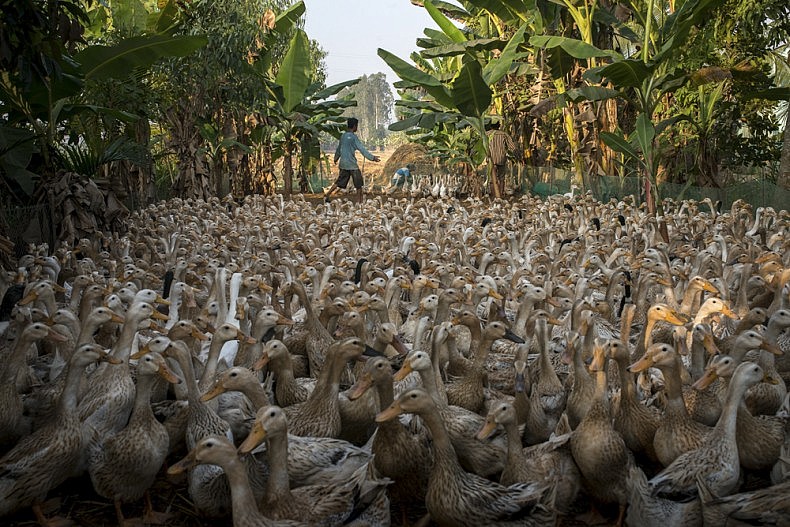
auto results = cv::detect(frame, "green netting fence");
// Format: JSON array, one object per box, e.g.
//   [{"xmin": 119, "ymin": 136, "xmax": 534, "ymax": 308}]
[{"xmin": 520, "ymin": 166, "xmax": 789, "ymax": 211}]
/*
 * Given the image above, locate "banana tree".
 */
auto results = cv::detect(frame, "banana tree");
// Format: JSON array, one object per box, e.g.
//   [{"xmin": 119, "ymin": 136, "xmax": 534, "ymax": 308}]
[
  {"xmin": 0, "ymin": 0, "xmax": 206, "ymax": 201},
  {"xmin": 579, "ymin": 0, "xmax": 727, "ymax": 216},
  {"xmin": 380, "ymin": 0, "xmax": 531, "ymax": 196},
  {"xmin": 261, "ymin": 28, "xmax": 359, "ymax": 196}
]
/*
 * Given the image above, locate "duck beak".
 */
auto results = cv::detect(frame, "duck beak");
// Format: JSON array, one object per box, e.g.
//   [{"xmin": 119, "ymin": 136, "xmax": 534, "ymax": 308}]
[
  {"xmin": 393, "ymin": 360, "xmax": 413, "ymax": 382},
  {"xmin": 46, "ymin": 327, "xmax": 70, "ymax": 343},
  {"xmin": 390, "ymin": 334, "xmax": 408, "ymax": 356},
  {"xmin": 98, "ymin": 351, "xmax": 123, "ymax": 365},
  {"xmin": 253, "ymin": 352, "xmax": 270, "ymax": 371},
  {"xmin": 561, "ymin": 339, "xmax": 575, "ymax": 366},
  {"xmin": 701, "ymin": 333, "xmax": 718, "ymax": 355},
  {"xmin": 110, "ymin": 312, "xmax": 126, "ymax": 324},
  {"xmin": 721, "ymin": 304, "xmax": 739, "ymax": 320},
  {"xmin": 277, "ymin": 315, "xmax": 294, "ymax": 326},
  {"xmin": 692, "ymin": 368, "xmax": 718, "ymax": 391},
  {"xmin": 590, "ymin": 349, "xmax": 607, "ymax": 372},
  {"xmin": 504, "ymin": 329, "xmax": 525, "ymax": 344},
  {"xmin": 760, "ymin": 340, "xmax": 783, "ymax": 356},
  {"xmin": 701, "ymin": 281, "xmax": 719, "ymax": 293},
  {"xmin": 237, "ymin": 330, "xmax": 256, "ymax": 345},
  {"xmin": 148, "ymin": 323, "xmax": 168, "ymax": 334},
  {"xmin": 130, "ymin": 342, "xmax": 152, "ymax": 360},
  {"xmin": 348, "ymin": 373, "xmax": 373, "ymax": 401},
  {"xmin": 167, "ymin": 450, "xmax": 196, "ymax": 475},
  {"xmin": 191, "ymin": 327, "xmax": 209, "ymax": 341},
  {"xmin": 375, "ymin": 401, "xmax": 404, "ymax": 423},
  {"xmin": 476, "ymin": 418, "xmax": 498, "ymax": 441},
  {"xmin": 763, "ymin": 374, "xmax": 780, "ymax": 385},
  {"xmin": 545, "ymin": 297, "xmax": 561, "ymax": 307},
  {"xmin": 238, "ymin": 421, "xmax": 266, "ymax": 454},
  {"xmin": 663, "ymin": 310, "xmax": 687, "ymax": 326},
  {"xmin": 488, "ymin": 289, "xmax": 503, "ymax": 300},
  {"xmin": 627, "ymin": 355, "xmax": 651, "ymax": 373},
  {"xmin": 258, "ymin": 282, "xmax": 273, "ymax": 292},
  {"xmin": 158, "ymin": 363, "xmax": 182, "ymax": 384},
  {"xmin": 155, "ymin": 295, "xmax": 171, "ymax": 306},
  {"xmin": 18, "ymin": 291, "xmax": 38, "ymax": 306},
  {"xmin": 200, "ymin": 383, "xmax": 225, "ymax": 402},
  {"xmin": 151, "ymin": 310, "xmax": 169, "ymax": 322}
]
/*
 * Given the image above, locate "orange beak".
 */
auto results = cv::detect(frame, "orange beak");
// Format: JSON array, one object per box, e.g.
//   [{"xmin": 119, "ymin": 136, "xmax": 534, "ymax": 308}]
[{"xmin": 375, "ymin": 401, "xmax": 404, "ymax": 423}]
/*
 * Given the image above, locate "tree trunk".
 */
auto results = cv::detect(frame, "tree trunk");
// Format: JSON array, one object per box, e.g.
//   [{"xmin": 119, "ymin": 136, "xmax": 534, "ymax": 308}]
[
  {"xmin": 779, "ymin": 106, "xmax": 790, "ymax": 190},
  {"xmin": 283, "ymin": 146, "xmax": 293, "ymax": 197}
]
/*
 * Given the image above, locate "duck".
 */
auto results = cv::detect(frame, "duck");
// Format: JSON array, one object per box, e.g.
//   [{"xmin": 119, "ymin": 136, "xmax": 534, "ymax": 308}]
[
  {"xmin": 254, "ymin": 339, "xmax": 314, "ymax": 407},
  {"xmin": 608, "ymin": 306, "xmax": 661, "ymax": 462},
  {"xmin": 168, "ymin": 435, "xmax": 302, "ymax": 527},
  {"xmin": 512, "ymin": 358, "xmax": 552, "ymax": 445},
  {"xmin": 693, "ymin": 353, "xmax": 786, "ymax": 471},
  {"xmin": 445, "ymin": 320, "xmax": 524, "ymax": 414},
  {"xmin": 394, "ymin": 347, "xmax": 507, "ymax": 477},
  {"xmin": 0, "ymin": 344, "xmax": 119, "ymax": 524},
  {"xmin": 570, "ymin": 338, "xmax": 633, "ymax": 526},
  {"xmin": 531, "ymin": 317, "xmax": 566, "ymax": 431},
  {"xmin": 649, "ymin": 361, "xmax": 775, "ymax": 498},
  {"xmin": 0, "ymin": 322, "xmax": 69, "ymax": 454},
  {"xmin": 279, "ymin": 280, "xmax": 336, "ymax": 378},
  {"xmin": 88, "ymin": 351, "xmax": 181, "ymax": 525},
  {"xmin": 377, "ymin": 388, "xmax": 551, "ymax": 526},
  {"xmin": 282, "ymin": 336, "xmax": 364, "ymax": 438},
  {"xmin": 348, "ymin": 355, "xmax": 431, "ymax": 517},
  {"xmin": 164, "ymin": 339, "xmax": 236, "ymax": 518},
  {"xmin": 629, "ymin": 342, "xmax": 711, "ymax": 466},
  {"xmin": 562, "ymin": 311, "xmax": 595, "ymax": 429},
  {"xmin": 625, "ymin": 464, "xmax": 701, "ymax": 527},
  {"xmin": 77, "ymin": 301, "xmax": 169, "ymax": 453},
  {"xmin": 237, "ymin": 405, "xmax": 391, "ymax": 525},
  {"xmin": 477, "ymin": 401, "xmax": 581, "ymax": 516}
]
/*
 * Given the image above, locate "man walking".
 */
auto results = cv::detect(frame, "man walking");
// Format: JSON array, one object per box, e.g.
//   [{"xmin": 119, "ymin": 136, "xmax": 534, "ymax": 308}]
[
  {"xmin": 487, "ymin": 120, "xmax": 521, "ymax": 199},
  {"xmin": 324, "ymin": 117, "xmax": 380, "ymax": 203}
]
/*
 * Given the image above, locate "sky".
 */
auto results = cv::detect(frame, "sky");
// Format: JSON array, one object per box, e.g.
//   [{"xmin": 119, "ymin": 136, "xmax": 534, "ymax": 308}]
[{"xmin": 302, "ymin": 0, "xmax": 439, "ymax": 91}]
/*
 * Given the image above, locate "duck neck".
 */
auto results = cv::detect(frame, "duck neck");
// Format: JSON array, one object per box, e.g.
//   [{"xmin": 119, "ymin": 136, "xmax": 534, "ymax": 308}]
[
  {"xmin": 129, "ymin": 372, "xmax": 157, "ymax": 425},
  {"xmin": 111, "ymin": 314, "xmax": 144, "ymax": 362},
  {"xmin": 419, "ymin": 404, "xmax": 458, "ymax": 469},
  {"xmin": 60, "ymin": 358, "xmax": 89, "ymax": 415},
  {"xmin": 614, "ymin": 356, "xmax": 638, "ymax": 402},
  {"xmin": 658, "ymin": 358, "xmax": 688, "ymax": 417},
  {"xmin": 716, "ymin": 376, "xmax": 749, "ymax": 439},
  {"xmin": 175, "ymin": 349, "xmax": 201, "ymax": 406},
  {"xmin": 240, "ymin": 379, "xmax": 271, "ymax": 410},
  {"xmin": 689, "ymin": 340, "xmax": 707, "ymax": 381},
  {"xmin": 199, "ymin": 334, "xmax": 228, "ymax": 390},
  {"xmin": 504, "ymin": 419, "xmax": 527, "ymax": 467},
  {"xmin": 375, "ymin": 375, "xmax": 395, "ymax": 409},
  {"xmin": 417, "ymin": 365, "xmax": 444, "ymax": 407},
  {"xmin": 292, "ymin": 283, "xmax": 318, "ymax": 331},
  {"xmin": 223, "ymin": 456, "xmax": 262, "ymax": 523},
  {"xmin": 679, "ymin": 285, "xmax": 702, "ymax": 316},
  {"xmin": 265, "ymin": 431, "xmax": 292, "ymax": 501},
  {"xmin": 514, "ymin": 298, "xmax": 536, "ymax": 338}
]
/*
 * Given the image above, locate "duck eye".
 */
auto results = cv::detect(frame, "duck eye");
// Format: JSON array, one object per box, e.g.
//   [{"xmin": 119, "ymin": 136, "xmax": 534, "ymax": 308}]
[
  {"xmin": 269, "ymin": 411, "xmax": 276, "ymax": 417},
  {"xmin": 230, "ymin": 372, "xmax": 237, "ymax": 377}
]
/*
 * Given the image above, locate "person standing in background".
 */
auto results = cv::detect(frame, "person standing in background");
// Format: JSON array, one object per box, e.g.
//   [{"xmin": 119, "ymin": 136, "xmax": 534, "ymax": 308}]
[
  {"xmin": 324, "ymin": 117, "xmax": 380, "ymax": 203},
  {"xmin": 487, "ymin": 120, "xmax": 521, "ymax": 199}
]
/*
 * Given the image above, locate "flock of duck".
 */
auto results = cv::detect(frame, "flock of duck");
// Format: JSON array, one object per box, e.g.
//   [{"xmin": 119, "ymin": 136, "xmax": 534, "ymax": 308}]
[{"xmin": 0, "ymin": 190, "xmax": 788, "ymax": 527}]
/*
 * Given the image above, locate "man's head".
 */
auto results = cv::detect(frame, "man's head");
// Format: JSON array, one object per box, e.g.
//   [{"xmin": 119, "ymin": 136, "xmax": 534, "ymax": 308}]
[
  {"xmin": 489, "ymin": 120, "xmax": 501, "ymax": 130},
  {"xmin": 347, "ymin": 117, "xmax": 359, "ymax": 131},
  {"xmin": 406, "ymin": 163, "xmax": 415, "ymax": 172}
]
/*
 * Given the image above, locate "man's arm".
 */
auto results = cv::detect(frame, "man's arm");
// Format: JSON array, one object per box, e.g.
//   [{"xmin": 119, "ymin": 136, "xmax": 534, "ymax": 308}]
[
  {"xmin": 354, "ymin": 135, "xmax": 380, "ymax": 162},
  {"xmin": 334, "ymin": 141, "xmax": 341, "ymax": 164}
]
